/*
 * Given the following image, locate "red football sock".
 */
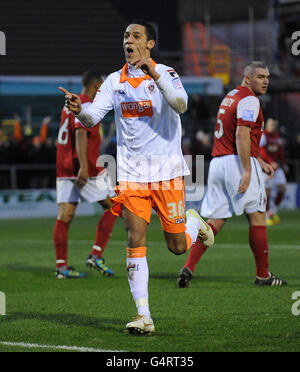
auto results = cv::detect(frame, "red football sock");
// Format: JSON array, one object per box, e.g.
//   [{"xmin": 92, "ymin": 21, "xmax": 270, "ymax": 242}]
[
  {"xmin": 184, "ymin": 239, "xmax": 208, "ymax": 273},
  {"xmin": 184, "ymin": 223, "xmax": 217, "ymax": 273},
  {"xmin": 91, "ymin": 210, "xmax": 117, "ymax": 258},
  {"xmin": 249, "ymin": 226, "xmax": 269, "ymax": 278},
  {"xmin": 53, "ymin": 219, "xmax": 70, "ymax": 269}
]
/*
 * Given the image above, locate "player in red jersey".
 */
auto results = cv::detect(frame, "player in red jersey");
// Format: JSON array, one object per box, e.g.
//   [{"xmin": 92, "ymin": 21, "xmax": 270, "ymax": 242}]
[
  {"xmin": 260, "ymin": 118, "xmax": 289, "ymax": 225},
  {"xmin": 177, "ymin": 61, "xmax": 287, "ymax": 288},
  {"xmin": 53, "ymin": 70, "xmax": 117, "ymax": 279}
]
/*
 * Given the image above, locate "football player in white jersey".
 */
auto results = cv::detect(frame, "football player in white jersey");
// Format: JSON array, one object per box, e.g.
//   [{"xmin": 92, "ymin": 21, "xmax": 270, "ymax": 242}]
[{"xmin": 59, "ymin": 19, "xmax": 214, "ymax": 335}]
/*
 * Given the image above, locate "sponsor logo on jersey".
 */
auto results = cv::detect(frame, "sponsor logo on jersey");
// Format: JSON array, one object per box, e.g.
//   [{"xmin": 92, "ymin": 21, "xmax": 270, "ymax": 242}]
[
  {"xmin": 121, "ymin": 100, "xmax": 153, "ymax": 118},
  {"xmin": 113, "ymin": 89, "xmax": 126, "ymax": 95},
  {"xmin": 146, "ymin": 82, "xmax": 156, "ymax": 94},
  {"xmin": 167, "ymin": 69, "xmax": 179, "ymax": 79},
  {"xmin": 175, "ymin": 218, "xmax": 185, "ymax": 224},
  {"xmin": 172, "ymin": 78, "xmax": 182, "ymax": 89},
  {"xmin": 227, "ymin": 89, "xmax": 239, "ymax": 96},
  {"xmin": 242, "ymin": 109, "xmax": 255, "ymax": 121},
  {"xmin": 221, "ymin": 97, "xmax": 235, "ymax": 107}
]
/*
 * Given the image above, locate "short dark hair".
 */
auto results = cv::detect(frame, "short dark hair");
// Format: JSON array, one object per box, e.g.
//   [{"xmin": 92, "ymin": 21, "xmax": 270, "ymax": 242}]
[
  {"xmin": 128, "ymin": 19, "xmax": 156, "ymax": 42},
  {"xmin": 81, "ymin": 70, "xmax": 102, "ymax": 87}
]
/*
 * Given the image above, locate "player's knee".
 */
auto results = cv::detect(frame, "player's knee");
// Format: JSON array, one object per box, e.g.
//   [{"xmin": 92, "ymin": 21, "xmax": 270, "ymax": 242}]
[
  {"xmin": 58, "ymin": 211, "xmax": 75, "ymax": 224},
  {"xmin": 167, "ymin": 241, "xmax": 186, "ymax": 256},
  {"xmin": 278, "ymin": 184, "xmax": 286, "ymax": 194},
  {"xmin": 127, "ymin": 229, "xmax": 146, "ymax": 248},
  {"xmin": 58, "ymin": 203, "xmax": 77, "ymax": 224}
]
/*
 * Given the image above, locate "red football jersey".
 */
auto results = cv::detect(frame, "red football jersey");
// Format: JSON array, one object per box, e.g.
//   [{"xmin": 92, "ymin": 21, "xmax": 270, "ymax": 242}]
[
  {"xmin": 212, "ymin": 86, "xmax": 264, "ymax": 158},
  {"xmin": 56, "ymin": 94, "xmax": 103, "ymax": 178},
  {"xmin": 259, "ymin": 131, "xmax": 286, "ymax": 165}
]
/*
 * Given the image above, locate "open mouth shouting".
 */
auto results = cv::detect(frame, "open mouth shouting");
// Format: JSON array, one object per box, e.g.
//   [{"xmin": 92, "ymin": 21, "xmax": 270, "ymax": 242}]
[
  {"xmin": 124, "ymin": 45, "xmax": 135, "ymax": 60},
  {"xmin": 126, "ymin": 46, "xmax": 134, "ymax": 54}
]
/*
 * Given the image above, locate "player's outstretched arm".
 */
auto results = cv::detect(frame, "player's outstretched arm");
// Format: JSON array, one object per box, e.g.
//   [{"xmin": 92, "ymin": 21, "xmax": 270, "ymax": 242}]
[
  {"xmin": 58, "ymin": 87, "xmax": 98, "ymax": 128},
  {"xmin": 58, "ymin": 87, "xmax": 82, "ymax": 115}
]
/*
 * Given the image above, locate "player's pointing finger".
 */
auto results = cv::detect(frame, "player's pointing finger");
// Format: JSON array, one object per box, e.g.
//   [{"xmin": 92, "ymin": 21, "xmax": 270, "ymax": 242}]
[{"xmin": 58, "ymin": 86, "xmax": 72, "ymax": 97}]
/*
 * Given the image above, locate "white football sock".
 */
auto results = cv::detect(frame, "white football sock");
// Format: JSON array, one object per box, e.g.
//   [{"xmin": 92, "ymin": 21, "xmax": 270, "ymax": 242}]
[
  {"xmin": 185, "ymin": 215, "xmax": 201, "ymax": 245},
  {"xmin": 126, "ymin": 256, "xmax": 151, "ymax": 318}
]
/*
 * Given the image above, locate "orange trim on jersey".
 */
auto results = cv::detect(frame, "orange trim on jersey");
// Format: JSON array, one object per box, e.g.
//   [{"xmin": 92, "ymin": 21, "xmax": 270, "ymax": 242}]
[
  {"xmin": 120, "ymin": 59, "xmax": 156, "ymax": 88},
  {"xmin": 127, "ymin": 246, "xmax": 147, "ymax": 258}
]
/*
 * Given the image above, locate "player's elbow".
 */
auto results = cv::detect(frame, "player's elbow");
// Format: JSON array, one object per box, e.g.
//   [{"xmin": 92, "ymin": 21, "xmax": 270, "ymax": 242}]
[
  {"xmin": 76, "ymin": 128, "xmax": 87, "ymax": 137},
  {"xmin": 76, "ymin": 111, "xmax": 97, "ymax": 128},
  {"xmin": 82, "ymin": 116, "xmax": 96, "ymax": 128},
  {"xmin": 236, "ymin": 134, "xmax": 250, "ymax": 146},
  {"xmin": 236, "ymin": 126, "xmax": 251, "ymax": 138},
  {"xmin": 174, "ymin": 98, "xmax": 187, "ymax": 114}
]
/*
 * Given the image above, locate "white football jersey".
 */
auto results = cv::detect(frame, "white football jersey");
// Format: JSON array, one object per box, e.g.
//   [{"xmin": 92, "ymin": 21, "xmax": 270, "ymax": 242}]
[{"xmin": 81, "ymin": 61, "xmax": 190, "ymax": 183}]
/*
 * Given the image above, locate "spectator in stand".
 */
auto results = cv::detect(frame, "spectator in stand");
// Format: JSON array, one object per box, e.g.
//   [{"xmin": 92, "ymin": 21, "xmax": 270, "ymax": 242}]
[{"xmin": 260, "ymin": 118, "xmax": 289, "ymax": 226}]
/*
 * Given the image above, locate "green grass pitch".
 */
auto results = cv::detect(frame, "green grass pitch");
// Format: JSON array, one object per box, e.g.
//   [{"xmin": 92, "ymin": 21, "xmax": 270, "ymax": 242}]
[{"xmin": 0, "ymin": 210, "xmax": 299, "ymax": 352}]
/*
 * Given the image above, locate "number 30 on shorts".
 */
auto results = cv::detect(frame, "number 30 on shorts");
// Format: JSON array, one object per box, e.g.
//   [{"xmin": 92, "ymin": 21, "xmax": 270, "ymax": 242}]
[{"xmin": 167, "ymin": 200, "xmax": 185, "ymax": 220}]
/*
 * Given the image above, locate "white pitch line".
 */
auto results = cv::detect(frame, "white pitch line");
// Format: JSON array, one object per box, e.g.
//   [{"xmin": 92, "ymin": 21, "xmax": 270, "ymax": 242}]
[{"xmin": 0, "ymin": 341, "xmax": 125, "ymax": 352}]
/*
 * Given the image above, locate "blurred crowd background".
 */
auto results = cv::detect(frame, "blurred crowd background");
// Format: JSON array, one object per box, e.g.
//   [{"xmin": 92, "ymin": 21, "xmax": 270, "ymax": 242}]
[{"xmin": 1, "ymin": 0, "xmax": 300, "ymax": 190}]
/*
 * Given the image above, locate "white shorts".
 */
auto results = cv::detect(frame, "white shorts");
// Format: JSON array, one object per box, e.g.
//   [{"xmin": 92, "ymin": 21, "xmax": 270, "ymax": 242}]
[
  {"xmin": 201, "ymin": 155, "xmax": 266, "ymax": 219},
  {"xmin": 56, "ymin": 169, "xmax": 115, "ymax": 204},
  {"xmin": 265, "ymin": 167, "xmax": 287, "ymax": 189}
]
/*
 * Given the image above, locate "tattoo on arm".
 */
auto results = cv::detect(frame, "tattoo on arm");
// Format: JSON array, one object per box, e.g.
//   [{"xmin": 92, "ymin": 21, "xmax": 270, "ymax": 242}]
[{"xmin": 76, "ymin": 112, "xmax": 95, "ymax": 128}]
